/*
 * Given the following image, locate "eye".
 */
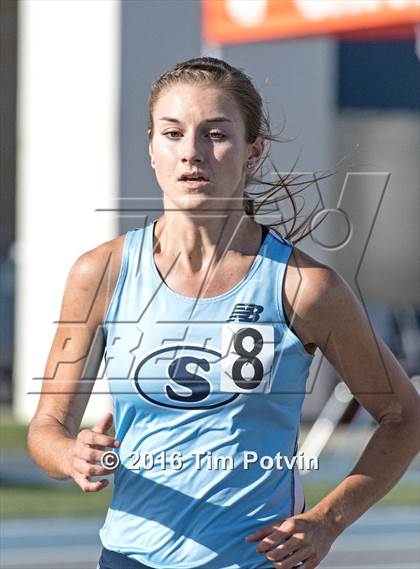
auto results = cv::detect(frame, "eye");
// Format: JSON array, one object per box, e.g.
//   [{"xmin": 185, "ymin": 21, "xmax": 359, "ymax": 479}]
[
  {"xmin": 163, "ymin": 130, "xmax": 182, "ymax": 139},
  {"xmin": 207, "ymin": 131, "xmax": 226, "ymax": 140}
]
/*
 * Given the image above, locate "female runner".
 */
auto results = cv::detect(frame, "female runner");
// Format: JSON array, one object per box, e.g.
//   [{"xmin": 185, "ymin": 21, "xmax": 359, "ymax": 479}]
[{"xmin": 28, "ymin": 57, "xmax": 419, "ymax": 569}]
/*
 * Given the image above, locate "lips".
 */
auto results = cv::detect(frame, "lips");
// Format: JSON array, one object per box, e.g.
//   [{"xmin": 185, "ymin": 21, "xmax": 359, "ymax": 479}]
[{"xmin": 179, "ymin": 172, "xmax": 209, "ymax": 182}]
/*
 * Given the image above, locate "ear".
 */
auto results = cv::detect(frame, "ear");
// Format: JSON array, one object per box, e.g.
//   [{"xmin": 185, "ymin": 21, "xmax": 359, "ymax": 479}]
[
  {"xmin": 247, "ymin": 134, "xmax": 264, "ymax": 164},
  {"xmin": 148, "ymin": 136, "xmax": 155, "ymax": 169}
]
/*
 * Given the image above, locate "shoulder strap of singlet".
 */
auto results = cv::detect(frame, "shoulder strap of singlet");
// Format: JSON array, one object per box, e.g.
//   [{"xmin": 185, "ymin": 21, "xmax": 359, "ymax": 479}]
[{"xmin": 103, "ymin": 226, "xmax": 146, "ymax": 335}]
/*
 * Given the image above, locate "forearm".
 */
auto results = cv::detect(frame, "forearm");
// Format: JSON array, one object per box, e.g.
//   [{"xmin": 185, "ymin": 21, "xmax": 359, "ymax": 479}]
[
  {"xmin": 27, "ymin": 417, "xmax": 75, "ymax": 479},
  {"xmin": 311, "ymin": 414, "xmax": 419, "ymax": 536}
]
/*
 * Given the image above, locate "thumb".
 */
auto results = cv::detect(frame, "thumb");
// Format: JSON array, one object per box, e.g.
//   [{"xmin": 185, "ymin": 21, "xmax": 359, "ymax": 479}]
[{"xmin": 92, "ymin": 412, "xmax": 114, "ymax": 435}]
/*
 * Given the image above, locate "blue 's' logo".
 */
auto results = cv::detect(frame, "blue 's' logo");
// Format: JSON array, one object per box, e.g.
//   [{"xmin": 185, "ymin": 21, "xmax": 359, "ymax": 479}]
[{"xmin": 133, "ymin": 345, "xmax": 239, "ymax": 410}]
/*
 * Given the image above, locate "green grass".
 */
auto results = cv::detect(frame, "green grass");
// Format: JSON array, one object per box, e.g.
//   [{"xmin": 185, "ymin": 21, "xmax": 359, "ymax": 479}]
[
  {"xmin": 0, "ymin": 421, "xmax": 28, "ymax": 454},
  {"xmin": 0, "ymin": 482, "xmax": 417, "ymax": 519},
  {"xmin": 303, "ymin": 482, "xmax": 419, "ymax": 509},
  {"xmin": 0, "ymin": 484, "xmax": 113, "ymax": 519},
  {"xmin": 0, "ymin": 413, "xmax": 116, "ymax": 454}
]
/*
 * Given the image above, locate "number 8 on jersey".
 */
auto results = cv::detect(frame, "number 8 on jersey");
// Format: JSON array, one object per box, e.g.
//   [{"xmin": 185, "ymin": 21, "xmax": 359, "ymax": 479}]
[{"xmin": 220, "ymin": 323, "xmax": 275, "ymax": 393}]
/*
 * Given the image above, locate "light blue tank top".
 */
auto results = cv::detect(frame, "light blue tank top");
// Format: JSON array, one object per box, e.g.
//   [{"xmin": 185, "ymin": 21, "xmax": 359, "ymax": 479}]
[{"xmin": 99, "ymin": 220, "xmax": 314, "ymax": 569}]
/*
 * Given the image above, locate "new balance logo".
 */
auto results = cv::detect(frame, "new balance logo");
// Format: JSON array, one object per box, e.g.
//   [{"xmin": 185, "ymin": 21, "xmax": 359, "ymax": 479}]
[{"xmin": 227, "ymin": 304, "xmax": 264, "ymax": 323}]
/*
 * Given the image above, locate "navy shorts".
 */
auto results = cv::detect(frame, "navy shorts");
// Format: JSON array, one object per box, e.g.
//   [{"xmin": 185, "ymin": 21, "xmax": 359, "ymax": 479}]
[
  {"xmin": 98, "ymin": 546, "xmax": 276, "ymax": 568},
  {"xmin": 98, "ymin": 547, "xmax": 154, "ymax": 569}
]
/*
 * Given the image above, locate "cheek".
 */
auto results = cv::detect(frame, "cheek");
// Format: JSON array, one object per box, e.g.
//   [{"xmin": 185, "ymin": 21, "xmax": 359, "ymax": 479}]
[
  {"xmin": 152, "ymin": 145, "xmax": 177, "ymax": 177},
  {"xmin": 215, "ymin": 144, "xmax": 245, "ymax": 174},
  {"xmin": 214, "ymin": 140, "xmax": 240, "ymax": 160},
  {"xmin": 155, "ymin": 145, "xmax": 173, "ymax": 162}
]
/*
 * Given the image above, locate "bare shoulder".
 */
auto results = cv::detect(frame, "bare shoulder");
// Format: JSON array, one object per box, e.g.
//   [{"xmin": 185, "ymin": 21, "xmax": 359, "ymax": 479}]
[
  {"xmin": 70, "ymin": 234, "xmax": 125, "ymax": 284},
  {"xmin": 284, "ymin": 245, "xmax": 341, "ymax": 300},
  {"xmin": 62, "ymin": 234, "xmax": 126, "ymax": 325},
  {"xmin": 283, "ymin": 244, "xmax": 350, "ymax": 351}
]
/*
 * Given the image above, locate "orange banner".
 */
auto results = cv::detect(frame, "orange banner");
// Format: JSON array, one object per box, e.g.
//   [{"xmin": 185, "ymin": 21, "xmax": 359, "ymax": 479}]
[{"xmin": 202, "ymin": 0, "xmax": 420, "ymax": 44}]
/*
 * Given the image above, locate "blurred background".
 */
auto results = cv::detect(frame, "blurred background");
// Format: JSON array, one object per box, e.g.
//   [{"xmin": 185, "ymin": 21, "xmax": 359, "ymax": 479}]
[{"xmin": 1, "ymin": 1, "xmax": 419, "ymax": 568}]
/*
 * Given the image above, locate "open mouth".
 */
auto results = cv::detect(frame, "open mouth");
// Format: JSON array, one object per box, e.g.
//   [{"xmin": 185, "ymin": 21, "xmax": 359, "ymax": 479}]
[{"xmin": 179, "ymin": 173, "xmax": 209, "ymax": 182}]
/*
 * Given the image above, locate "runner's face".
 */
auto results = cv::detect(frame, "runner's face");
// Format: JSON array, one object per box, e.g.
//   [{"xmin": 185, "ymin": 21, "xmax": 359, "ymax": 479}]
[{"xmin": 149, "ymin": 83, "xmax": 258, "ymax": 212}]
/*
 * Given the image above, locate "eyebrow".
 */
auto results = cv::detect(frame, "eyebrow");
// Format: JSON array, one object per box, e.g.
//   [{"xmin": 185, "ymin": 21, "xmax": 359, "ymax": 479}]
[{"xmin": 158, "ymin": 116, "xmax": 232, "ymax": 124}]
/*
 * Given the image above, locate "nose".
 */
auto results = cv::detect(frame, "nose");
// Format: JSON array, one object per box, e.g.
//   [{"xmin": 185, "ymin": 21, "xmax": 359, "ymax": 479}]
[{"xmin": 180, "ymin": 132, "xmax": 203, "ymax": 164}]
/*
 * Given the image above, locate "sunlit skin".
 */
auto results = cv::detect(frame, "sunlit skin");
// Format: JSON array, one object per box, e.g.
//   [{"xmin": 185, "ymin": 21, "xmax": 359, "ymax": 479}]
[
  {"xmin": 148, "ymin": 84, "xmax": 264, "ymax": 283},
  {"xmin": 149, "ymin": 83, "xmax": 260, "ymax": 211}
]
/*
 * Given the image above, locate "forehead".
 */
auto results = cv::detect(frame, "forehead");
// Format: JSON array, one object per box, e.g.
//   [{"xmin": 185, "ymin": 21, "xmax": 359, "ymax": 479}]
[{"xmin": 153, "ymin": 83, "xmax": 244, "ymax": 128}]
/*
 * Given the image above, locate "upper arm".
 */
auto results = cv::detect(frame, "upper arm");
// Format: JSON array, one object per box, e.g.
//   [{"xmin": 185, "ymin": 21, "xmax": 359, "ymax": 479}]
[
  {"xmin": 284, "ymin": 248, "xmax": 419, "ymax": 424},
  {"xmin": 31, "ymin": 237, "xmax": 124, "ymax": 435}
]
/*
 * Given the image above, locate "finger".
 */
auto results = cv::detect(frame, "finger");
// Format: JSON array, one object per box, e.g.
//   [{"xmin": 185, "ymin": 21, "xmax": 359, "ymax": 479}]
[
  {"xmin": 78, "ymin": 430, "xmax": 119, "ymax": 448},
  {"xmin": 92, "ymin": 412, "xmax": 114, "ymax": 435},
  {"xmin": 245, "ymin": 528, "xmax": 272, "ymax": 542},
  {"xmin": 74, "ymin": 473, "xmax": 109, "ymax": 493},
  {"xmin": 268, "ymin": 545, "xmax": 311, "ymax": 566},
  {"xmin": 256, "ymin": 528, "xmax": 290, "ymax": 553},
  {"xmin": 291, "ymin": 559, "xmax": 316, "ymax": 569},
  {"xmin": 74, "ymin": 457, "xmax": 116, "ymax": 478},
  {"xmin": 269, "ymin": 535, "xmax": 306, "ymax": 559},
  {"xmin": 80, "ymin": 446, "xmax": 107, "ymax": 464},
  {"xmin": 245, "ymin": 521, "xmax": 285, "ymax": 542}
]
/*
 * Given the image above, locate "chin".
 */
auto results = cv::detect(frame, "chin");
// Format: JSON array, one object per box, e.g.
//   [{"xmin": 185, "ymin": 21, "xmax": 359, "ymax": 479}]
[{"xmin": 165, "ymin": 192, "xmax": 218, "ymax": 212}]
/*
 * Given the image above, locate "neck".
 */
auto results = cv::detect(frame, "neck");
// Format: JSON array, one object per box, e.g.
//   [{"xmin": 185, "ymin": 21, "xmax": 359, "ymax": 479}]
[{"xmin": 154, "ymin": 212, "xmax": 262, "ymax": 268}]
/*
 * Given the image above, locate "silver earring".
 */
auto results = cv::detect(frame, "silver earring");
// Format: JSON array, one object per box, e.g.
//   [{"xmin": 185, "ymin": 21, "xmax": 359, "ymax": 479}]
[{"xmin": 246, "ymin": 161, "xmax": 254, "ymax": 169}]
